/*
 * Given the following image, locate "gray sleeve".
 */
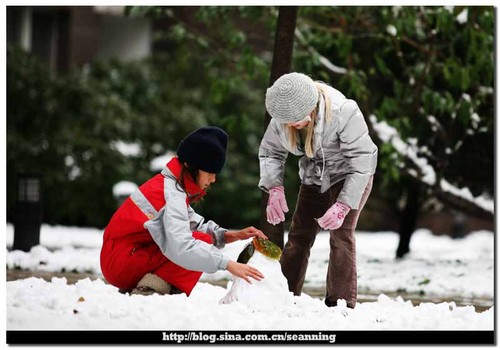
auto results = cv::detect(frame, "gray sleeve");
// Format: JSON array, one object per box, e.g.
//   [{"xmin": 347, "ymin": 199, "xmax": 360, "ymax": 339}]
[
  {"xmin": 337, "ymin": 100, "xmax": 378, "ymax": 209},
  {"xmin": 144, "ymin": 188, "xmax": 230, "ymax": 273},
  {"xmin": 258, "ymin": 120, "xmax": 289, "ymax": 192},
  {"xmin": 187, "ymin": 205, "xmax": 227, "ymax": 249}
]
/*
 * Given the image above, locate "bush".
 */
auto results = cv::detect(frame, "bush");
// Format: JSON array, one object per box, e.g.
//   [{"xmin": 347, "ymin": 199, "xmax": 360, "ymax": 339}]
[{"xmin": 7, "ymin": 45, "xmax": 293, "ymax": 230}]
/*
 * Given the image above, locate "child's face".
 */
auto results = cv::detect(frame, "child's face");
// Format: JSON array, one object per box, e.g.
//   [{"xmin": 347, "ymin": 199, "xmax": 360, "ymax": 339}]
[
  {"xmin": 197, "ymin": 170, "xmax": 217, "ymax": 190},
  {"xmin": 287, "ymin": 113, "xmax": 312, "ymax": 130}
]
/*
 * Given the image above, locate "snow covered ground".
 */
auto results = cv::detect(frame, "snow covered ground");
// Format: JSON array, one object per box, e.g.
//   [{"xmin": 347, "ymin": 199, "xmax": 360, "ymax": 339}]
[{"xmin": 5, "ymin": 224, "xmax": 495, "ymax": 330}]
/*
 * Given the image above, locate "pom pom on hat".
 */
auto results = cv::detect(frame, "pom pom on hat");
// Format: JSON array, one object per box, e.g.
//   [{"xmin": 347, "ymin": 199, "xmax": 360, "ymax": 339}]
[
  {"xmin": 265, "ymin": 72, "xmax": 319, "ymax": 123},
  {"xmin": 177, "ymin": 126, "xmax": 228, "ymax": 174}
]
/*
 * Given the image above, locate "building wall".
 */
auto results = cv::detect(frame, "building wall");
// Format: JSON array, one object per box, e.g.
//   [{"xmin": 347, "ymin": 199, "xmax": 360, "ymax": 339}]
[
  {"xmin": 94, "ymin": 15, "xmax": 151, "ymax": 62},
  {"xmin": 7, "ymin": 6, "xmax": 151, "ymax": 71},
  {"xmin": 68, "ymin": 7, "xmax": 100, "ymax": 68}
]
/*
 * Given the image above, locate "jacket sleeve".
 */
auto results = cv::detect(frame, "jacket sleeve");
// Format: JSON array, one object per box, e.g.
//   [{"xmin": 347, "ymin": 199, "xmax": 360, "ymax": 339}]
[
  {"xmin": 144, "ymin": 186, "xmax": 230, "ymax": 273},
  {"xmin": 258, "ymin": 119, "xmax": 289, "ymax": 192},
  {"xmin": 336, "ymin": 100, "xmax": 378, "ymax": 209},
  {"xmin": 187, "ymin": 205, "xmax": 227, "ymax": 249}
]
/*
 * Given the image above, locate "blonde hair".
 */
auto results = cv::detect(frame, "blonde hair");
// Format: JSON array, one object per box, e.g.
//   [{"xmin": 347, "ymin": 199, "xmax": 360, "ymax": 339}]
[{"xmin": 285, "ymin": 83, "xmax": 333, "ymax": 158}]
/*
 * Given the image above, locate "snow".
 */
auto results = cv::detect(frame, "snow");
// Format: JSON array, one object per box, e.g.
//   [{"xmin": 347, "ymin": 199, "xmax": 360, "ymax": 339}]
[
  {"xmin": 479, "ymin": 86, "xmax": 494, "ymax": 95},
  {"xmin": 6, "ymin": 277, "xmax": 493, "ymax": 331},
  {"xmin": 295, "ymin": 29, "xmax": 347, "ymax": 75},
  {"xmin": 440, "ymin": 180, "xmax": 494, "ymax": 213},
  {"xmin": 112, "ymin": 181, "xmax": 138, "ymax": 198},
  {"xmin": 219, "ymin": 251, "xmax": 294, "ymax": 309},
  {"xmin": 471, "ymin": 113, "xmax": 480, "ymax": 129},
  {"xmin": 426, "ymin": 115, "xmax": 440, "ymax": 132},
  {"xmin": 64, "ymin": 155, "xmax": 81, "ymax": 180},
  {"xmin": 370, "ymin": 114, "xmax": 437, "ymax": 185},
  {"xmin": 317, "ymin": 56, "xmax": 348, "ymax": 75},
  {"xmin": 386, "ymin": 24, "xmax": 397, "ymax": 36},
  {"xmin": 149, "ymin": 151, "xmax": 175, "ymax": 172},
  {"xmin": 110, "ymin": 140, "xmax": 141, "ymax": 157},
  {"xmin": 456, "ymin": 9, "xmax": 468, "ymax": 24},
  {"xmin": 5, "ymin": 224, "xmax": 494, "ymax": 331},
  {"xmin": 369, "ymin": 114, "xmax": 494, "ymax": 213}
]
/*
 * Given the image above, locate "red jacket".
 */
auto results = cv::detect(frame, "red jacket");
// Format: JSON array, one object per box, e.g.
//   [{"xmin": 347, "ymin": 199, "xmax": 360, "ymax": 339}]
[{"xmin": 102, "ymin": 157, "xmax": 230, "ymax": 273}]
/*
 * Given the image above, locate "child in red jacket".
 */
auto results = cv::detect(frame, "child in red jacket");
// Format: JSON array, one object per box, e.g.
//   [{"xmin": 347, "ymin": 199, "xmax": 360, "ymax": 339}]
[{"xmin": 100, "ymin": 126, "xmax": 266, "ymax": 296}]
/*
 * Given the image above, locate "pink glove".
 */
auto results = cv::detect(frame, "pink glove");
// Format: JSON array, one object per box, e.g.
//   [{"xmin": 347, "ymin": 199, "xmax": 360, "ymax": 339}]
[
  {"xmin": 266, "ymin": 186, "xmax": 289, "ymax": 225},
  {"xmin": 317, "ymin": 202, "xmax": 351, "ymax": 230}
]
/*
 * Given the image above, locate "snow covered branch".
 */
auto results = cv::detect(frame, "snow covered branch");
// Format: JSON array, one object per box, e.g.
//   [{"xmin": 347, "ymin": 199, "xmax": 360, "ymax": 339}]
[
  {"xmin": 295, "ymin": 29, "xmax": 348, "ymax": 75},
  {"xmin": 369, "ymin": 114, "xmax": 493, "ymax": 218}
]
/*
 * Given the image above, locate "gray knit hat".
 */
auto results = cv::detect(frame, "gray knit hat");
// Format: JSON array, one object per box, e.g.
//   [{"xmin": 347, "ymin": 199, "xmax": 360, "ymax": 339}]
[{"xmin": 265, "ymin": 72, "xmax": 319, "ymax": 123}]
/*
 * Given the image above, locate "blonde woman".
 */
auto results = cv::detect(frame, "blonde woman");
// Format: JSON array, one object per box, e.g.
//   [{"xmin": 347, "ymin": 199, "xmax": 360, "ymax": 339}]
[{"xmin": 259, "ymin": 72, "xmax": 378, "ymax": 308}]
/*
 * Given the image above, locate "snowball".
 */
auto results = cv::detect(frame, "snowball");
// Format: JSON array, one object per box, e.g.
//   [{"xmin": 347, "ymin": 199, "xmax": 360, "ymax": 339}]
[{"xmin": 219, "ymin": 251, "xmax": 294, "ymax": 310}]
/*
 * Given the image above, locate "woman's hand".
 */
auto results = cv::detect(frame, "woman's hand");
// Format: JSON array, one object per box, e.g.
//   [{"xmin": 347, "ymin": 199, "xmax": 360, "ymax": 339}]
[
  {"xmin": 266, "ymin": 186, "xmax": 289, "ymax": 225},
  {"xmin": 317, "ymin": 201, "xmax": 351, "ymax": 230},
  {"xmin": 225, "ymin": 227, "xmax": 268, "ymax": 243},
  {"xmin": 226, "ymin": 260, "xmax": 264, "ymax": 284}
]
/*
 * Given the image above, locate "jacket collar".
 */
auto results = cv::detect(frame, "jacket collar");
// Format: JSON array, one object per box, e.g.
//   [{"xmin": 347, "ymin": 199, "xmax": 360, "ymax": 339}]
[{"xmin": 166, "ymin": 157, "xmax": 206, "ymax": 203}]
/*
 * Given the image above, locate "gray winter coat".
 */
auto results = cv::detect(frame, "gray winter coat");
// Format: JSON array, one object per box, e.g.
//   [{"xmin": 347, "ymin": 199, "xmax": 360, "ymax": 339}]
[
  {"xmin": 144, "ymin": 167, "xmax": 230, "ymax": 273},
  {"xmin": 259, "ymin": 85, "xmax": 378, "ymax": 209}
]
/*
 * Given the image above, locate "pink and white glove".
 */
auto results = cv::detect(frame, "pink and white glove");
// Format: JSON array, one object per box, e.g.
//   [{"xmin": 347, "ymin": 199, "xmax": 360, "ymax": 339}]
[
  {"xmin": 266, "ymin": 186, "xmax": 289, "ymax": 225},
  {"xmin": 317, "ymin": 202, "xmax": 351, "ymax": 230}
]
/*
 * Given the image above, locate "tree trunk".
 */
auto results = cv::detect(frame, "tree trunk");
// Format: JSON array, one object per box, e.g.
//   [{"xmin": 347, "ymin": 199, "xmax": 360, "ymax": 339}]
[
  {"xmin": 260, "ymin": 7, "xmax": 298, "ymax": 249},
  {"xmin": 396, "ymin": 178, "xmax": 421, "ymax": 259}
]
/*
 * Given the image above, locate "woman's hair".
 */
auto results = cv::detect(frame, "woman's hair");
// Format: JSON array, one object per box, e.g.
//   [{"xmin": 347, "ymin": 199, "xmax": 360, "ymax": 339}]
[{"xmin": 285, "ymin": 82, "xmax": 333, "ymax": 158}]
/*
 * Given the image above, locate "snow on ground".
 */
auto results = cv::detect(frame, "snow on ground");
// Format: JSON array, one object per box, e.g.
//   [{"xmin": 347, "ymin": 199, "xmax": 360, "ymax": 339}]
[
  {"xmin": 6, "ymin": 276, "xmax": 493, "ymax": 330},
  {"xmin": 6, "ymin": 224, "xmax": 494, "ymax": 300},
  {"xmin": 5, "ymin": 224, "xmax": 495, "ymax": 330}
]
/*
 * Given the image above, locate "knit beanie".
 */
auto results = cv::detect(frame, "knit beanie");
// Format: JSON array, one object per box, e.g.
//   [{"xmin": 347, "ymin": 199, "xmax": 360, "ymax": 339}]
[
  {"xmin": 177, "ymin": 126, "xmax": 228, "ymax": 174},
  {"xmin": 265, "ymin": 72, "xmax": 319, "ymax": 123}
]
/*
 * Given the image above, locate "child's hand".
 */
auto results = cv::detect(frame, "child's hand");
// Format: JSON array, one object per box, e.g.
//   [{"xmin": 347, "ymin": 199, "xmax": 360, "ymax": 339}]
[
  {"xmin": 226, "ymin": 261, "xmax": 264, "ymax": 284},
  {"xmin": 225, "ymin": 227, "xmax": 268, "ymax": 243},
  {"xmin": 237, "ymin": 227, "xmax": 268, "ymax": 240}
]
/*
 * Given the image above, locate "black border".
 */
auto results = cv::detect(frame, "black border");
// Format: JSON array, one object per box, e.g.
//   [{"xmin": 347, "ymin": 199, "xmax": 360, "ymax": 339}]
[{"xmin": 6, "ymin": 330, "xmax": 495, "ymax": 345}]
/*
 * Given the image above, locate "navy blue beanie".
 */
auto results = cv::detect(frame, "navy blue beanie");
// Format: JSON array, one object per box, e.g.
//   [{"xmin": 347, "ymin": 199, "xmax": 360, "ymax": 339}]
[{"xmin": 177, "ymin": 126, "xmax": 228, "ymax": 174}]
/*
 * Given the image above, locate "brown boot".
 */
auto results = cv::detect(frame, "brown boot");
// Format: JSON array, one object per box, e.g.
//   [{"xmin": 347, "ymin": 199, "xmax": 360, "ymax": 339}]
[{"xmin": 131, "ymin": 273, "xmax": 171, "ymax": 296}]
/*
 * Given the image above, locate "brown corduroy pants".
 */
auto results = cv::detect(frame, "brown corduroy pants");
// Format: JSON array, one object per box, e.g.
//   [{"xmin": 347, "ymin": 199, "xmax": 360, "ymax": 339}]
[{"xmin": 280, "ymin": 176, "xmax": 373, "ymax": 309}]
